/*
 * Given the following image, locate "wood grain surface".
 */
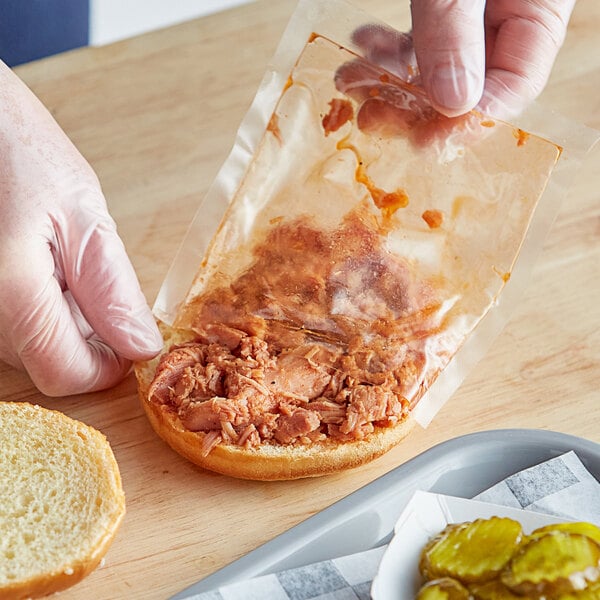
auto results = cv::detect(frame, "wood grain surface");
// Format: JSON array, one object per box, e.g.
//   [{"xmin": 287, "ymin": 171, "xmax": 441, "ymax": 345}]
[{"xmin": 5, "ymin": 0, "xmax": 599, "ymax": 598}]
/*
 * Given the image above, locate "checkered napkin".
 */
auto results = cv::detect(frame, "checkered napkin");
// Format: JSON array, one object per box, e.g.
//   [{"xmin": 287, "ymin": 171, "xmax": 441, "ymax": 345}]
[{"xmin": 184, "ymin": 451, "xmax": 600, "ymax": 600}]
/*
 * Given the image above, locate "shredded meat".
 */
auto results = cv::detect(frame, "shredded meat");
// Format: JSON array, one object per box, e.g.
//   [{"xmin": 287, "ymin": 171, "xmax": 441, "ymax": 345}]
[
  {"xmin": 274, "ymin": 408, "xmax": 321, "ymax": 444},
  {"xmin": 150, "ymin": 212, "xmax": 440, "ymax": 453},
  {"xmin": 265, "ymin": 353, "xmax": 333, "ymax": 401}
]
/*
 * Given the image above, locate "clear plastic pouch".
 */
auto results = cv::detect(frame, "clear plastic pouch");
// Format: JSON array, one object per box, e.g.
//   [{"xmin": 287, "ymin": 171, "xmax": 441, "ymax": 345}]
[{"xmin": 153, "ymin": 0, "xmax": 598, "ymax": 432}]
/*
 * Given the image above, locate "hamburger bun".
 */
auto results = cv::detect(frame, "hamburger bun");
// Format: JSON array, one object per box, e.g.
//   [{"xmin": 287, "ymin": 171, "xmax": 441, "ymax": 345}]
[
  {"xmin": 134, "ymin": 323, "xmax": 415, "ymax": 481},
  {"xmin": 0, "ymin": 402, "xmax": 126, "ymax": 600}
]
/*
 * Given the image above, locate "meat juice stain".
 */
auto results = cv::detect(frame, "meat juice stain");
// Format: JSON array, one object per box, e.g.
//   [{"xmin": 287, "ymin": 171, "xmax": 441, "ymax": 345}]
[
  {"xmin": 422, "ymin": 209, "xmax": 443, "ymax": 229},
  {"xmin": 513, "ymin": 128, "xmax": 530, "ymax": 147},
  {"xmin": 267, "ymin": 112, "xmax": 283, "ymax": 143},
  {"xmin": 356, "ymin": 164, "xmax": 409, "ymax": 220},
  {"xmin": 335, "ymin": 137, "xmax": 409, "ymax": 221},
  {"xmin": 283, "ymin": 75, "xmax": 293, "ymax": 93},
  {"xmin": 322, "ymin": 98, "xmax": 354, "ymax": 136},
  {"xmin": 451, "ymin": 195, "xmax": 474, "ymax": 220},
  {"xmin": 493, "ymin": 266, "xmax": 511, "ymax": 282}
]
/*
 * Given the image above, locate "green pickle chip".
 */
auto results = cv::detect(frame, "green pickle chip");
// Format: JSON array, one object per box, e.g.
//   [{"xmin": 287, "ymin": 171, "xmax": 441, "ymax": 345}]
[
  {"xmin": 469, "ymin": 578, "xmax": 527, "ymax": 599},
  {"xmin": 502, "ymin": 531, "xmax": 600, "ymax": 596},
  {"xmin": 557, "ymin": 580, "xmax": 600, "ymax": 599},
  {"xmin": 416, "ymin": 577, "xmax": 471, "ymax": 600},
  {"xmin": 420, "ymin": 517, "xmax": 523, "ymax": 583},
  {"xmin": 529, "ymin": 522, "xmax": 600, "ymax": 547}
]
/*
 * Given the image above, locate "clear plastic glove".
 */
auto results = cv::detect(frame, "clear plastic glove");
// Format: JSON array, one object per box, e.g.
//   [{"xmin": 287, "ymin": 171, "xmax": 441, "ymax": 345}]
[
  {"xmin": 353, "ymin": 0, "xmax": 576, "ymax": 119},
  {"xmin": 0, "ymin": 60, "xmax": 163, "ymax": 396}
]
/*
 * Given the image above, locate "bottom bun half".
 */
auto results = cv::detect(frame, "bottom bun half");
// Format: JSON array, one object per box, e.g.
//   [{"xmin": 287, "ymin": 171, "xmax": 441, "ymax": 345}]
[{"xmin": 134, "ymin": 324, "xmax": 416, "ymax": 481}]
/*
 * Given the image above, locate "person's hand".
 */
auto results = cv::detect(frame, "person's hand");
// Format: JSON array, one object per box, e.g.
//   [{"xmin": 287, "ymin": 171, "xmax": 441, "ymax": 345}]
[
  {"xmin": 0, "ymin": 60, "xmax": 163, "ymax": 396},
  {"xmin": 353, "ymin": 0, "xmax": 576, "ymax": 119}
]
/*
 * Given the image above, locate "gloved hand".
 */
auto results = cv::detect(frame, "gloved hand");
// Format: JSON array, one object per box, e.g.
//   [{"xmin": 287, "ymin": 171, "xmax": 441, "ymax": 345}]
[
  {"xmin": 0, "ymin": 60, "xmax": 163, "ymax": 396},
  {"xmin": 354, "ymin": 0, "xmax": 576, "ymax": 119}
]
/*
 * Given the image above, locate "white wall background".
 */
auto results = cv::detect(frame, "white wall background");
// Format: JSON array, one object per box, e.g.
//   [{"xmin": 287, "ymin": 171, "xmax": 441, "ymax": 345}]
[{"xmin": 90, "ymin": 0, "xmax": 254, "ymax": 46}]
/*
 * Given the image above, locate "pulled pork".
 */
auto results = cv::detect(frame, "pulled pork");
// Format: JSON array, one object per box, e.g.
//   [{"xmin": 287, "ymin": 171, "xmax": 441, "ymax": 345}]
[
  {"xmin": 150, "ymin": 211, "xmax": 439, "ymax": 456},
  {"xmin": 149, "ymin": 337, "xmax": 415, "ymax": 456}
]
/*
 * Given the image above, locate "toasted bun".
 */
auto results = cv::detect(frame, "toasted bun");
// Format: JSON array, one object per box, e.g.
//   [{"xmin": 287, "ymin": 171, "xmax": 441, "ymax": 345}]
[
  {"xmin": 135, "ymin": 322, "xmax": 415, "ymax": 481},
  {"xmin": 0, "ymin": 402, "xmax": 126, "ymax": 600}
]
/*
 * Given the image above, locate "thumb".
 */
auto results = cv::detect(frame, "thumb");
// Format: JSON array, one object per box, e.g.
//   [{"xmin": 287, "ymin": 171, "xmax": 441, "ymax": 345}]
[{"xmin": 411, "ymin": 0, "xmax": 486, "ymax": 116}]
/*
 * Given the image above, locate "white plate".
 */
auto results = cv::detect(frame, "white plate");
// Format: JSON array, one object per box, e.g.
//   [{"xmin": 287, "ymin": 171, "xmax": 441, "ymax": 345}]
[{"xmin": 371, "ymin": 490, "xmax": 575, "ymax": 600}]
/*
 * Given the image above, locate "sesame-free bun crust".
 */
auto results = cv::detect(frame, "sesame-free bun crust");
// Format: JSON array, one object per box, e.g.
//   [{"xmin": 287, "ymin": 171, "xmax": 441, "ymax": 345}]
[
  {"xmin": 0, "ymin": 402, "xmax": 126, "ymax": 600},
  {"xmin": 134, "ymin": 322, "xmax": 415, "ymax": 481}
]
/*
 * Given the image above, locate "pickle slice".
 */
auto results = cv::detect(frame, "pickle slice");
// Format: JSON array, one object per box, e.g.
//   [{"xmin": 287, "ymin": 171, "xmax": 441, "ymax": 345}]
[
  {"xmin": 529, "ymin": 522, "xmax": 600, "ymax": 546},
  {"xmin": 469, "ymin": 578, "xmax": 526, "ymax": 600},
  {"xmin": 420, "ymin": 517, "xmax": 523, "ymax": 583},
  {"xmin": 557, "ymin": 580, "xmax": 600, "ymax": 599},
  {"xmin": 416, "ymin": 577, "xmax": 471, "ymax": 600},
  {"xmin": 502, "ymin": 531, "xmax": 600, "ymax": 596}
]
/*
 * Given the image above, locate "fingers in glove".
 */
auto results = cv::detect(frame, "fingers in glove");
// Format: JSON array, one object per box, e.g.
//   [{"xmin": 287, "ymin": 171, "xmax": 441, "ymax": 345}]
[
  {"xmin": 51, "ymin": 188, "xmax": 163, "ymax": 362},
  {"xmin": 352, "ymin": 24, "xmax": 419, "ymax": 83},
  {"xmin": 1, "ymin": 253, "xmax": 131, "ymax": 396},
  {"xmin": 410, "ymin": 0, "xmax": 486, "ymax": 116},
  {"xmin": 478, "ymin": 0, "xmax": 576, "ymax": 119}
]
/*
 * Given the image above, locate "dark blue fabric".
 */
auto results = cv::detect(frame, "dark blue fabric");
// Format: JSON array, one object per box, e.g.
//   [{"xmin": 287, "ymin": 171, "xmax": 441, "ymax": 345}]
[{"xmin": 0, "ymin": 0, "xmax": 89, "ymax": 67}]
